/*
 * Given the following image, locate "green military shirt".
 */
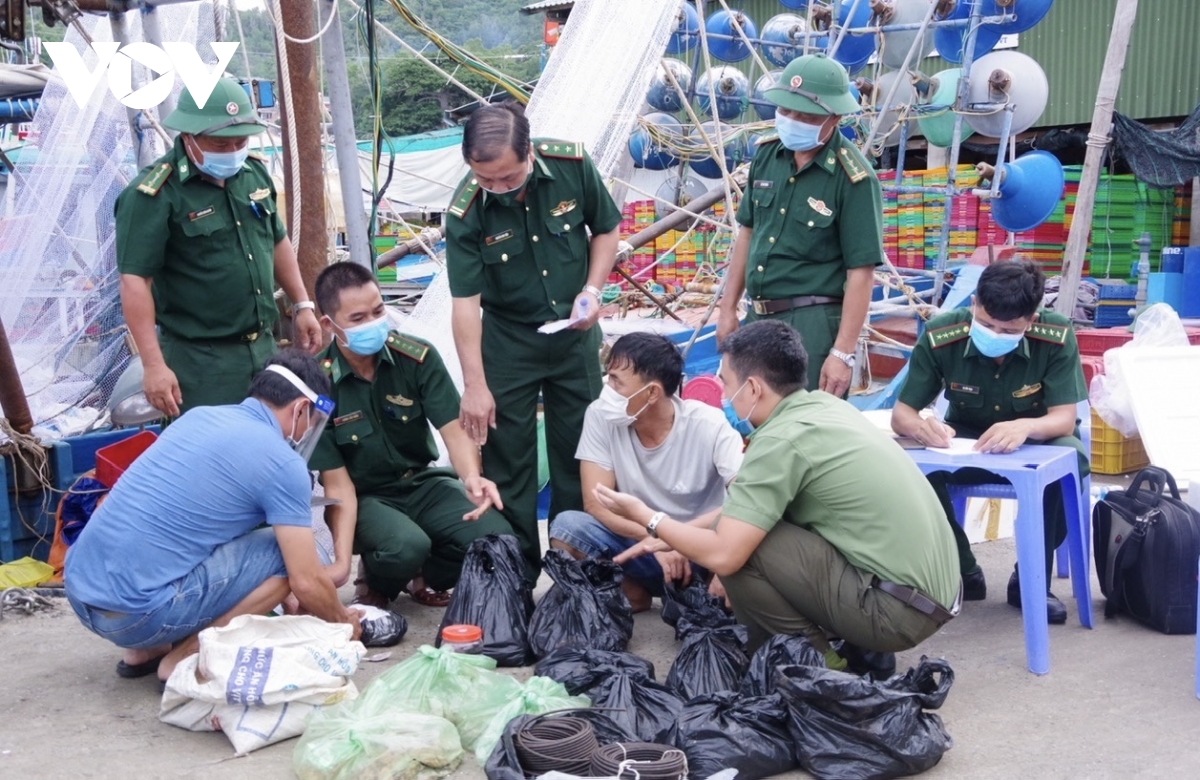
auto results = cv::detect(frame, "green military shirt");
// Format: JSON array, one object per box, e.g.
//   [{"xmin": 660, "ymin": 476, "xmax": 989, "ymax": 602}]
[
  {"xmin": 735, "ymin": 132, "xmax": 883, "ymax": 300},
  {"xmin": 115, "ymin": 137, "xmax": 288, "ymax": 340},
  {"xmin": 444, "ymin": 139, "xmax": 622, "ymax": 324},
  {"xmin": 723, "ymin": 390, "xmax": 960, "ymax": 610},
  {"xmin": 309, "ymin": 332, "xmax": 461, "ymax": 495},
  {"xmin": 898, "ymin": 308, "xmax": 1088, "ymax": 434}
]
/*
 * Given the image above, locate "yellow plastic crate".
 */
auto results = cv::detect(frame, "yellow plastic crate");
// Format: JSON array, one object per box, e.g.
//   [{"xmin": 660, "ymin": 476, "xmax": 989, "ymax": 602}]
[{"xmin": 1090, "ymin": 409, "xmax": 1149, "ymax": 475}]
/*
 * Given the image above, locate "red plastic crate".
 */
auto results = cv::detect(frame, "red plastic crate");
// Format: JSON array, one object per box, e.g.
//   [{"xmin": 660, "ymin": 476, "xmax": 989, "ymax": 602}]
[
  {"xmin": 1075, "ymin": 328, "xmax": 1134, "ymax": 357},
  {"xmin": 95, "ymin": 430, "xmax": 158, "ymax": 488},
  {"xmin": 1081, "ymin": 354, "xmax": 1105, "ymax": 387}
]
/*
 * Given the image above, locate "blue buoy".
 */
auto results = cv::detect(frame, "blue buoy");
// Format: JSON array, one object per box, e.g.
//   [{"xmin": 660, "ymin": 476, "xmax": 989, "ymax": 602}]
[
  {"xmin": 826, "ymin": 0, "xmax": 875, "ymax": 71},
  {"xmin": 628, "ymin": 112, "xmax": 683, "ymax": 170},
  {"xmin": 695, "ymin": 66, "xmax": 749, "ymax": 121},
  {"xmin": 760, "ymin": 14, "xmax": 819, "ymax": 69},
  {"xmin": 689, "ymin": 122, "xmax": 748, "ymax": 179},
  {"xmin": 752, "ymin": 70, "xmax": 782, "ymax": 120},
  {"xmin": 666, "ymin": 3, "xmax": 701, "ymax": 55},
  {"xmin": 932, "ymin": 0, "xmax": 1003, "ymax": 65},
  {"xmin": 646, "ymin": 59, "xmax": 694, "ymax": 113},
  {"xmin": 704, "ymin": 9, "xmax": 758, "ymax": 63}
]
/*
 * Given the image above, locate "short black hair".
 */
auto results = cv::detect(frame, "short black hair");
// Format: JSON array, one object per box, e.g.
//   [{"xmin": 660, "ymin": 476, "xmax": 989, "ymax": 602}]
[
  {"xmin": 718, "ymin": 320, "xmax": 808, "ymax": 395},
  {"xmin": 975, "ymin": 260, "xmax": 1045, "ymax": 321},
  {"xmin": 606, "ymin": 332, "xmax": 684, "ymax": 396},
  {"xmin": 315, "ymin": 261, "xmax": 377, "ymax": 318},
  {"xmin": 462, "ymin": 102, "xmax": 530, "ymax": 164},
  {"xmin": 247, "ymin": 348, "xmax": 331, "ymax": 407}
]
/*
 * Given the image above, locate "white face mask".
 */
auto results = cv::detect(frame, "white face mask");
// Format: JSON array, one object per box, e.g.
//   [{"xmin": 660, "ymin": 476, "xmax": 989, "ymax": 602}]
[{"xmin": 595, "ymin": 383, "xmax": 653, "ymax": 427}]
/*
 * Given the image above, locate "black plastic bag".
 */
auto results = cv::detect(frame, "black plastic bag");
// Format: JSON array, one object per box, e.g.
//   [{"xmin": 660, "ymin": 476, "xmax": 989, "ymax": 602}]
[
  {"xmin": 740, "ymin": 633, "xmax": 826, "ymax": 697},
  {"xmin": 534, "ymin": 647, "xmax": 656, "ymax": 695},
  {"xmin": 669, "ymin": 691, "xmax": 797, "ymax": 780},
  {"xmin": 665, "ymin": 619, "xmax": 749, "ymax": 700},
  {"xmin": 776, "ymin": 657, "xmax": 955, "ymax": 780},
  {"xmin": 436, "ymin": 534, "xmax": 535, "ymax": 666},
  {"xmin": 484, "ymin": 709, "xmax": 636, "ymax": 780},
  {"xmin": 357, "ymin": 606, "xmax": 409, "ymax": 647},
  {"xmin": 589, "ymin": 670, "xmax": 684, "ymax": 744},
  {"xmin": 661, "ymin": 579, "xmax": 734, "ymax": 637},
  {"xmin": 527, "ymin": 550, "xmax": 634, "ymax": 659}
]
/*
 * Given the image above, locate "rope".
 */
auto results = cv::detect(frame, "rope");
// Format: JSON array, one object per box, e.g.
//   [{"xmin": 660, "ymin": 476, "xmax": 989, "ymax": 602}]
[
  {"xmin": 514, "ymin": 715, "xmax": 600, "ymax": 775},
  {"xmin": 590, "ymin": 743, "xmax": 689, "ymax": 780},
  {"xmin": 269, "ymin": 0, "xmax": 303, "ymax": 254},
  {"xmin": 264, "ymin": 0, "xmax": 340, "ymax": 45}
]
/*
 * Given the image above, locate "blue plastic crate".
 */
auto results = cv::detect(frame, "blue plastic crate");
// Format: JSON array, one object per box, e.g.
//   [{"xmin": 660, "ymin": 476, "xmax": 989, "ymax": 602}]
[
  {"xmin": 0, "ymin": 442, "xmax": 73, "ymax": 563},
  {"xmin": 1093, "ymin": 305, "xmax": 1135, "ymax": 328},
  {"xmin": 1098, "ymin": 282, "xmax": 1136, "ymax": 302}
]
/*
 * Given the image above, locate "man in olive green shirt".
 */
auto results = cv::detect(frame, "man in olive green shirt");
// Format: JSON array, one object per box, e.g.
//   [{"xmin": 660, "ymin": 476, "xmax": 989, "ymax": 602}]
[
  {"xmin": 892, "ymin": 261, "xmax": 1088, "ymax": 624},
  {"xmin": 309, "ymin": 262, "xmax": 513, "ymax": 607},
  {"xmin": 597, "ymin": 320, "xmax": 959, "ymax": 676},
  {"xmin": 446, "ymin": 103, "xmax": 622, "ymax": 578},
  {"xmin": 718, "ymin": 54, "xmax": 882, "ymax": 397},
  {"xmin": 117, "ymin": 78, "xmax": 320, "ymax": 417}
]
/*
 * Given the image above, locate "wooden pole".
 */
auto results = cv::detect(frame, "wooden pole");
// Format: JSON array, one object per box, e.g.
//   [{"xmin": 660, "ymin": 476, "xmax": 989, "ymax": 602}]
[
  {"xmin": 1055, "ymin": 0, "xmax": 1140, "ymax": 319},
  {"xmin": 276, "ymin": 1, "xmax": 327, "ymax": 298},
  {"xmin": 0, "ymin": 317, "xmax": 33, "ymax": 435}
]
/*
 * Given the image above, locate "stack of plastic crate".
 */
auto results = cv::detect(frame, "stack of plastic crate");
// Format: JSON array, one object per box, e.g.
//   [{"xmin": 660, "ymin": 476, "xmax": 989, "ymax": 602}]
[
  {"xmin": 896, "ymin": 171, "xmax": 924, "ymax": 269},
  {"xmin": 1093, "ymin": 281, "xmax": 1136, "ymax": 328},
  {"xmin": 879, "ymin": 170, "xmax": 900, "ymax": 266},
  {"xmin": 1172, "ymin": 182, "xmax": 1192, "ymax": 246}
]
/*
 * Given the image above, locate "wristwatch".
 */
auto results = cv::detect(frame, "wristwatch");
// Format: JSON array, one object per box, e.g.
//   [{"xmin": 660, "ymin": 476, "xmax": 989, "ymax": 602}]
[
  {"xmin": 294, "ymin": 300, "xmax": 317, "ymax": 313},
  {"xmin": 829, "ymin": 347, "xmax": 856, "ymax": 368},
  {"xmin": 583, "ymin": 284, "xmax": 602, "ymax": 299},
  {"xmin": 646, "ymin": 511, "xmax": 666, "ymax": 539}
]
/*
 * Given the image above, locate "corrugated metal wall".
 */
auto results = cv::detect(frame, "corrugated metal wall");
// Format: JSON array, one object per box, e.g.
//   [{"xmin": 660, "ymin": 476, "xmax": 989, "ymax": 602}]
[{"xmin": 691, "ymin": 0, "xmax": 1200, "ymax": 128}]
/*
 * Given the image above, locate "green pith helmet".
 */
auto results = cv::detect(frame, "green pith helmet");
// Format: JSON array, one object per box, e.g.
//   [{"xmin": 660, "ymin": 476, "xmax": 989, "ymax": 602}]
[
  {"xmin": 765, "ymin": 54, "xmax": 860, "ymax": 116},
  {"xmin": 162, "ymin": 77, "xmax": 265, "ymax": 137}
]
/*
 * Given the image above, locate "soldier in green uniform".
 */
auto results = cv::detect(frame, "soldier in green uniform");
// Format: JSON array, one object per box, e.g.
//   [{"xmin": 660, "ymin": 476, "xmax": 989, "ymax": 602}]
[
  {"xmin": 892, "ymin": 261, "xmax": 1089, "ymax": 625},
  {"xmin": 717, "ymin": 54, "xmax": 882, "ymax": 397},
  {"xmin": 445, "ymin": 103, "xmax": 622, "ymax": 578},
  {"xmin": 309, "ymin": 262, "xmax": 513, "ymax": 607},
  {"xmin": 117, "ymin": 78, "xmax": 321, "ymax": 417}
]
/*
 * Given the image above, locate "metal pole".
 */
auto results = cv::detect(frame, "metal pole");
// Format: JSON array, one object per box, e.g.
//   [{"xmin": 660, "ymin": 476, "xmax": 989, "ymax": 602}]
[
  {"xmin": 1056, "ymin": 0, "xmax": 1140, "ymax": 319},
  {"xmin": 319, "ymin": 0, "xmax": 372, "ymax": 269},
  {"xmin": 138, "ymin": 5, "xmax": 175, "ymax": 131}
]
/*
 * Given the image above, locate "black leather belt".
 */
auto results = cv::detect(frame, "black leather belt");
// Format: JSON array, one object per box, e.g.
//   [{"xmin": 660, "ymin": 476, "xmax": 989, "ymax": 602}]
[
  {"xmin": 874, "ymin": 578, "xmax": 960, "ymax": 625},
  {"xmin": 180, "ymin": 328, "xmax": 268, "ymax": 345},
  {"xmin": 751, "ymin": 295, "xmax": 842, "ymax": 316}
]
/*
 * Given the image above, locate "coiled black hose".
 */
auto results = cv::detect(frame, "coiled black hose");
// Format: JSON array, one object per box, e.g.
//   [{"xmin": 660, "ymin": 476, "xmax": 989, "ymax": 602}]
[
  {"xmin": 589, "ymin": 742, "xmax": 689, "ymax": 780},
  {"xmin": 515, "ymin": 715, "xmax": 600, "ymax": 775}
]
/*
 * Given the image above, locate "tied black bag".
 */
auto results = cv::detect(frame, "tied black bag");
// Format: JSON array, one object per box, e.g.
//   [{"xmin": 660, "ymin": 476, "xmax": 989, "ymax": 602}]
[
  {"xmin": 740, "ymin": 633, "xmax": 827, "ymax": 697},
  {"xmin": 776, "ymin": 657, "xmax": 954, "ymax": 780},
  {"xmin": 665, "ymin": 618, "xmax": 750, "ymax": 700},
  {"xmin": 669, "ymin": 691, "xmax": 797, "ymax": 780},
  {"xmin": 435, "ymin": 534, "xmax": 535, "ymax": 666},
  {"xmin": 534, "ymin": 647, "xmax": 657, "ymax": 695},
  {"xmin": 1093, "ymin": 466, "xmax": 1200, "ymax": 634},
  {"xmin": 661, "ymin": 579, "xmax": 735, "ymax": 637},
  {"xmin": 528, "ymin": 550, "xmax": 635, "ymax": 659},
  {"xmin": 589, "ymin": 670, "xmax": 684, "ymax": 744}
]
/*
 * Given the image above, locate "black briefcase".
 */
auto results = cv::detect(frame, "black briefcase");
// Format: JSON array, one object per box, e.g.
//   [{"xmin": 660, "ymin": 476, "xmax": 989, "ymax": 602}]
[{"xmin": 1093, "ymin": 466, "xmax": 1200, "ymax": 634}]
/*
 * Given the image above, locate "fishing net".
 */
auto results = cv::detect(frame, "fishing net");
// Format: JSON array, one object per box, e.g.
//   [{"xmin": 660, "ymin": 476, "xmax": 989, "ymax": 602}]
[
  {"xmin": 0, "ymin": 5, "xmax": 213, "ymax": 440},
  {"xmin": 1112, "ymin": 106, "xmax": 1200, "ymax": 188}
]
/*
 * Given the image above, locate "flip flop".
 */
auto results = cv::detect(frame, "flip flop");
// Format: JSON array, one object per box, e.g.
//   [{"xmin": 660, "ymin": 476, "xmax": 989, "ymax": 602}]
[
  {"xmin": 116, "ymin": 655, "xmax": 163, "ymax": 679},
  {"xmin": 407, "ymin": 586, "xmax": 452, "ymax": 608}
]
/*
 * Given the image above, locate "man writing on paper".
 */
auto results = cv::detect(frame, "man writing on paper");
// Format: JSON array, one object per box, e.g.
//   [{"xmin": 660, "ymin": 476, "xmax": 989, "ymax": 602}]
[{"xmin": 891, "ymin": 260, "xmax": 1088, "ymax": 624}]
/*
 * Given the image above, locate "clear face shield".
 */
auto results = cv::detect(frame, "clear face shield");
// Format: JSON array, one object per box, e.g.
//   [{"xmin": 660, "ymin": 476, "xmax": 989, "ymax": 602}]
[{"xmin": 264, "ymin": 365, "xmax": 334, "ymax": 463}]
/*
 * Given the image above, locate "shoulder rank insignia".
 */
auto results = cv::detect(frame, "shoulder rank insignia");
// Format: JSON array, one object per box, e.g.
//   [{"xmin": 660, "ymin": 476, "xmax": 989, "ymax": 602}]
[
  {"xmin": 136, "ymin": 162, "xmax": 173, "ymax": 196},
  {"xmin": 448, "ymin": 177, "xmax": 481, "ymax": 219},
  {"xmin": 1026, "ymin": 321, "xmax": 1069, "ymax": 346},
  {"xmin": 837, "ymin": 146, "xmax": 871, "ymax": 184},
  {"xmin": 537, "ymin": 140, "xmax": 584, "ymax": 160},
  {"xmin": 927, "ymin": 322, "xmax": 970, "ymax": 348},
  {"xmin": 386, "ymin": 332, "xmax": 429, "ymax": 363}
]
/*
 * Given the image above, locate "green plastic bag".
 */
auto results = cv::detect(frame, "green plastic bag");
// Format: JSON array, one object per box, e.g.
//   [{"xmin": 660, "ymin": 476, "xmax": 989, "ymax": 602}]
[
  {"xmin": 354, "ymin": 644, "xmax": 521, "ymax": 754},
  {"xmin": 293, "ymin": 699, "xmax": 463, "ymax": 780},
  {"xmin": 472, "ymin": 675, "xmax": 591, "ymax": 764}
]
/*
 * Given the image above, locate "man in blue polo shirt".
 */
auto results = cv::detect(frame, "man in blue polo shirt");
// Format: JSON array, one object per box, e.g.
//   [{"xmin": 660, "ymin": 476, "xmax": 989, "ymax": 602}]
[{"xmin": 65, "ymin": 349, "xmax": 362, "ymax": 682}]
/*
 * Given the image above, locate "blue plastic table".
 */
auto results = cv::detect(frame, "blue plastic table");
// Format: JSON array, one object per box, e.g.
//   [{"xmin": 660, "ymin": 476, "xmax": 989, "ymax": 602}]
[{"xmin": 907, "ymin": 444, "xmax": 1094, "ymax": 674}]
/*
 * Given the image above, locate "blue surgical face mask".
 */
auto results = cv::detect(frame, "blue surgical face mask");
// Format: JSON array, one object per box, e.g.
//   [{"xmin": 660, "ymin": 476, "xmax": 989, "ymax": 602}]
[
  {"xmin": 195, "ymin": 145, "xmax": 249, "ymax": 179},
  {"xmin": 775, "ymin": 114, "xmax": 828, "ymax": 152},
  {"xmin": 338, "ymin": 316, "xmax": 390, "ymax": 356},
  {"xmin": 722, "ymin": 380, "xmax": 757, "ymax": 436},
  {"xmin": 969, "ymin": 317, "xmax": 1025, "ymax": 358}
]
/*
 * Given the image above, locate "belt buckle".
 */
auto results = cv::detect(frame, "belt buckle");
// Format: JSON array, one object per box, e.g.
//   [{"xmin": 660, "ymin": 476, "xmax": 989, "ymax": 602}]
[
  {"xmin": 245, "ymin": 331, "xmax": 259, "ymax": 342},
  {"xmin": 752, "ymin": 300, "xmax": 769, "ymax": 316}
]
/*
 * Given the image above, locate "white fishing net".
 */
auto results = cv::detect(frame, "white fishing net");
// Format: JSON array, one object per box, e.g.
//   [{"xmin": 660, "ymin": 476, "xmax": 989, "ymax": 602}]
[
  {"xmin": 0, "ymin": 5, "xmax": 214, "ymax": 440},
  {"xmin": 396, "ymin": 0, "xmax": 682, "ymax": 387}
]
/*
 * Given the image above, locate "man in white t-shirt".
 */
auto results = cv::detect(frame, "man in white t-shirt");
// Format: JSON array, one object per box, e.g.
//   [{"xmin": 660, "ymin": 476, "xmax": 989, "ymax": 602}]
[{"xmin": 549, "ymin": 332, "xmax": 745, "ymax": 611}]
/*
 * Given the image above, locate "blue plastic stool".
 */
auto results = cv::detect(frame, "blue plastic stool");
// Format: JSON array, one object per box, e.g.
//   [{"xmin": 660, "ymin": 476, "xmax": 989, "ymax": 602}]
[
  {"xmin": 908, "ymin": 444, "xmax": 1094, "ymax": 675},
  {"xmin": 1055, "ymin": 401, "xmax": 1094, "ymax": 579},
  {"xmin": 1196, "ymin": 556, "xmax": 1200, "ymax": 699}
]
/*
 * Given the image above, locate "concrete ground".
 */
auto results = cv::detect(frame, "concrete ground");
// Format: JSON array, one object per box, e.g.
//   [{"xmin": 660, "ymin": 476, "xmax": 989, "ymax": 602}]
[{"xmin": 4, "ymin": 519, "xmax": 1200, "ymax": 780}]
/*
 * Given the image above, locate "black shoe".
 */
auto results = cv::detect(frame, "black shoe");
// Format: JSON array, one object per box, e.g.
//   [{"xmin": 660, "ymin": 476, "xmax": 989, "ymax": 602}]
[
  {"xmin": 963, "ymin": 567, "xmax": 987, "ymax": 601},
  {"xmin": 1007, "ymin": 569, "xmax": 1068, "ymax": 625},
  {"xmin": 835, "ymin": 640, "xmax": 897, "ymax": 681}
]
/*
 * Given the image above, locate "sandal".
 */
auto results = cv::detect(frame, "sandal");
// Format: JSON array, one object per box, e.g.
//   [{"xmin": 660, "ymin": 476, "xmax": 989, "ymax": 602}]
[
  {"xmin": 352, "ymin": 578, "xmax": 390, "ymax": 610},
  {"xmin": 116, "ymin": 655, "xmax": 163, "ymax": 679},
  {"xmin": 406, "ymin": 585, "xmax": 452, "ymax": 608}
]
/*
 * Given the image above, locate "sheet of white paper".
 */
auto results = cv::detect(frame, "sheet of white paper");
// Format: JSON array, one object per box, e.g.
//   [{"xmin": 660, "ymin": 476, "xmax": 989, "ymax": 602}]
[
  {"xmin": 537, "ymin": 317, "xmax": 584, "ymax": 334},
  {"xmin": 926, "ymin": 437, "xmax": 984, "ymax": 455}
]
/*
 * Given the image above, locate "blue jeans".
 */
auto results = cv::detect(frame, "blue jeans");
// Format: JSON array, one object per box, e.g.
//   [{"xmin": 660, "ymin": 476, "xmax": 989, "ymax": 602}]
[
  {"xmin": 67, "ymin": 527, "xmax": 299, "ymax": 649},
  {"xmin": 549, "ymin": 510, "xmax": 676, "ymax": 596}
]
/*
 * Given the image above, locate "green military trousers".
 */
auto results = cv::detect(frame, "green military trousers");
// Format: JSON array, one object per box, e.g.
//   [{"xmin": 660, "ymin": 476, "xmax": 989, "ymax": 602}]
[
  {"xmin": 356, "ymin": 467, "xmax": 514, "ymax": 598},
  {"xmin": 745, "ymin": 301, "xmax": 841, "ymax": 393},
  {"xmin": 480, "ymin": 312, "xmax": 603, "ymax": 580},
  {"xmin": 159, "ymin": 330, "xmax": 276, "ymax": 414},
  {"xmin": 721, "ymin": 521, "xmax": 945, "ymax": 655},
  {"xmin": 925, "ymin": 433, "xmax": 1090, "ymax": 581}
]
